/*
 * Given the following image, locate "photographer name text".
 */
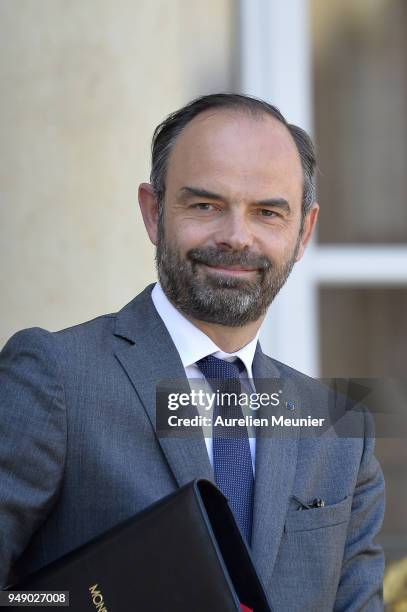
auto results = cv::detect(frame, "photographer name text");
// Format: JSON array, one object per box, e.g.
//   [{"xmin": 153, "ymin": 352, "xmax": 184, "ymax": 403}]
[{"xmin": 167, "ymin": 414, "xmax": 325, "ymax": 428}]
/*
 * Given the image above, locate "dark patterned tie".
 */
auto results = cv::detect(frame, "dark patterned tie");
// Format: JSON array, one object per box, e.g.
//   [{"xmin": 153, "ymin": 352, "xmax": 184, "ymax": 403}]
[{"xmin": 197, "ymin": 355, "xmax": 254, "ymax": 543}]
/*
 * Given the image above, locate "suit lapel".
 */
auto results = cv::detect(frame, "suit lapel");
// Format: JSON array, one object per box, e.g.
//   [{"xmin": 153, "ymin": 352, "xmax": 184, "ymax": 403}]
[
  {"xmin": 251, "ymin": 345, "xmax": 299, "ymax": 588},
  {"xmin": 114, "ymin": 285, "xmax": 214, "ymax": 487},
  {"xmin": 114, "ymin": 286, "xmax": 299, "ymax": 587}
]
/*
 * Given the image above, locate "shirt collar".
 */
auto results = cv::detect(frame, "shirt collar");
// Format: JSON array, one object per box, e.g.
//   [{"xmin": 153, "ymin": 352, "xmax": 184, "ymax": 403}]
[{"xmin": 151, "ymin": 282, "xmax": 259, "ymax": 378}]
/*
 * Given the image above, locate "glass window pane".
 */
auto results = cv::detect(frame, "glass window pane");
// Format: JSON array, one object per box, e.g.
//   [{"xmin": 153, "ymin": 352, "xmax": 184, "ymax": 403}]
[
  {"xmin": 319, "ymin": 286, "xmax": 407, "ymax": 377},
  {"xmin": 319, "ymin": 285, "xmax": 407, "ymax": 563},
  {"xmin": 311, "ymin": 0, "xmax": 407, "ymax": 243}
]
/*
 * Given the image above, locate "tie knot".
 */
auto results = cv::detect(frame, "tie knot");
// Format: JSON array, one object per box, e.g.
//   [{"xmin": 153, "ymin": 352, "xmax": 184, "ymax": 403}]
[{"xmin": 197, "ymin": 354, "xmax": 241, "ymax": 381}]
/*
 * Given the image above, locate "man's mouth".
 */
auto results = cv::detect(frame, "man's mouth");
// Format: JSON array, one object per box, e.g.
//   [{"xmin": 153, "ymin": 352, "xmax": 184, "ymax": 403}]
[{"xmin": 201, "ymin": 263, "xmax": 258, "ymax": 276}]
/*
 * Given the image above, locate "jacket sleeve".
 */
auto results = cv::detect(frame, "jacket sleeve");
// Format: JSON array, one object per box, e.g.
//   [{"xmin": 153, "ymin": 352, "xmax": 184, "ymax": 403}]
[
  {"xmin": 334, "ymin": 420, "xmax": 385, "ymax": 611},
  {"xmin": 0, "ymin": 328, "xmax": 67, "ymax": 588}
]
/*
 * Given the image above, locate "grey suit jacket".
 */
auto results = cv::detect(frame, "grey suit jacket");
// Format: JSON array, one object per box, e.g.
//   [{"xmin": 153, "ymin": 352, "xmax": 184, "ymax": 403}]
[{"xmin": 0, "ymin": 284, "xmax": 385, "ymax": 610}]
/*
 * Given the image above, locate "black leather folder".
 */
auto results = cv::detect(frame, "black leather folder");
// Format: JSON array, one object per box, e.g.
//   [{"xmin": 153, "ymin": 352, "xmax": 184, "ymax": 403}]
[{"xmin": 7, "ymin": 479, "xmax": 272, "ymax": 611}]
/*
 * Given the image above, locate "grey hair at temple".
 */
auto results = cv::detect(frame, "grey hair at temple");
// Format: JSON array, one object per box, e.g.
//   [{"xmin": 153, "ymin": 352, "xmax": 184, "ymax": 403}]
[{"xmin": 150, "ymin": 93, "xmax": 317, "ymax": 225}]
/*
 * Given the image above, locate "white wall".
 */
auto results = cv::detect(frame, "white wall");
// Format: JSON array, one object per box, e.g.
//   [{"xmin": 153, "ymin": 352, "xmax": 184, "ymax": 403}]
[{"xmin": 0, "ymin": 0, "xmax": 235, "ymax": 346}]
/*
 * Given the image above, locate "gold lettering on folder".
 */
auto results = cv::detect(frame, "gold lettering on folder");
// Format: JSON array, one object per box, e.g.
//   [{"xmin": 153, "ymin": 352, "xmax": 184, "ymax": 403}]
[{"xmin": 89, "ymin": 583, "xmax": 109, "ymax": 612}]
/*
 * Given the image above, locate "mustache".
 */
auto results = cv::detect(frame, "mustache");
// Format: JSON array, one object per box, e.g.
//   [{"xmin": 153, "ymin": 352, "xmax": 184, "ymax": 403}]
[{"xmin": 187, "ymin": 246, "xmax": 272, "ymax": 271}]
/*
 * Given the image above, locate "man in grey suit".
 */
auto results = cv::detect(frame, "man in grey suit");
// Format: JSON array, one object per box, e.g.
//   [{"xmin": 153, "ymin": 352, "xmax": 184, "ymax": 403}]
[{"xmin": 0, "ymin": 94, "xmax": 384, "ymax": 609}]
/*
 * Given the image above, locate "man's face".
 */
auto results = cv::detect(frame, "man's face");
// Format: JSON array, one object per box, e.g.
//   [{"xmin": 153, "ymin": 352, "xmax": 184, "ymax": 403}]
[{"xmin": 151, "ymin": 110, "xmax": 315, "ymax": 327}]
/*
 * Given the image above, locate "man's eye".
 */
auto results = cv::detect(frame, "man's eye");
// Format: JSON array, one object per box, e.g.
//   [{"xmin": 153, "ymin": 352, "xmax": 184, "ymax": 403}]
[
  {"xmin": 193, "ymin": 203, "xmax": 215, "ymax": 211},
  {"xmin": 258, "ymin": 209, "xmax": 277, "ymax": 217}
]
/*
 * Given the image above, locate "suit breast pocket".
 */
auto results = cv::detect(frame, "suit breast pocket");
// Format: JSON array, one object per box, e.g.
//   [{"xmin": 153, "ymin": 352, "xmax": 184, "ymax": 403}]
[{"xmin": 284, "ymin": 495, "xmax": 352, "ymax": 533}]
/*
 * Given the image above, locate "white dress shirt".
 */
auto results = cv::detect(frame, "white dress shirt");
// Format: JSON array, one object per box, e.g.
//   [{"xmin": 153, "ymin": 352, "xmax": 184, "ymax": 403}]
[{"xmin": 151, "ymin": 282, "xmax": 259, "ymax": 473}]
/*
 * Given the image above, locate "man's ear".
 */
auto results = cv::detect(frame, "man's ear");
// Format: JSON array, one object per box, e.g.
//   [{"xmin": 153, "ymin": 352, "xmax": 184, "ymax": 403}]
[
  {"xmin": 138, "ymin": 183, "xmax": 159, "ymax": 245},
  {"xmin": 295, "ymin": 202, "xmax": 319, "ymax": 261}
]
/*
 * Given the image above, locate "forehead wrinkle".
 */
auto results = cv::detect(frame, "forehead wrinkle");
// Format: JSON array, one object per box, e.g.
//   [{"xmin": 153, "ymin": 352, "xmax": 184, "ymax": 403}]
[
  {"xmin": 165, "ymin": 110, "xmax": 303, "ymax": 209},
  {"xmin": 172, "ymin": 108, "xmax": 299, "ymax": 163}
]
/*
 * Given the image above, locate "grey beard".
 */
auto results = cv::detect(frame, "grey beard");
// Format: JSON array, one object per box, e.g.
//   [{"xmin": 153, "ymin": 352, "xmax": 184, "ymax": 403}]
[{"xmin": 155, "ymin": 225, "xmax": 299, "ymax": 327}]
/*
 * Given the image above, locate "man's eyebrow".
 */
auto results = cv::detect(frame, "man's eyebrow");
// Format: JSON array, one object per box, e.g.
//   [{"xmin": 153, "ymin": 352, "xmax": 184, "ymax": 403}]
[
  {"xmin": 178, "ymin": 186, "xmax": 227, "ymax": 202},
  {"xmin": 256, "ymin": 197, "xmax": 291, "ymax": 212},
  {"xmin": 178, "ymin": 186, "xmax": 291, "ymax": 212}
]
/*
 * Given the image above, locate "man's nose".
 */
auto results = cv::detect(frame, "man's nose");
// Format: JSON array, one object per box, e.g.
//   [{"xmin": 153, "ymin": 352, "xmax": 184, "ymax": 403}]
[{"xmin": 214, "ymin": 209, "xmax": 254, "ymax": 251}]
